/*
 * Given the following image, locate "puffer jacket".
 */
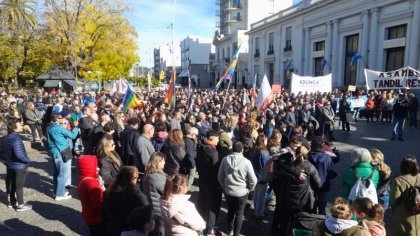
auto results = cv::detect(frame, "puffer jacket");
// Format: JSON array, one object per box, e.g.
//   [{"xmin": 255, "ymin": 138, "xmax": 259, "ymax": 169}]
[
  {"xmin": 160, "ymin": 194, "xmax": 205, "ymax": 236},
  {"xmin": 4, "ymin": 133, "xmax": 30, "ymax": 169},
  {"xmin": 142, "ymin": 172, "xmax": 167, "ymax": 217},
  {"xmin": 46, "ymin": 123, "xmax": 79, "ymax": 159},
  {"xmin": 78, "ymin": 155, "xmax": 104, "ymax": 226}
]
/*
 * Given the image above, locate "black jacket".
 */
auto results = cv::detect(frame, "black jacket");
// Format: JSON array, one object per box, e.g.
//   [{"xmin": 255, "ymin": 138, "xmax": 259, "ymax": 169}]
[
  {"xmin": 196, "ymin": 143, "xmax": 220, "ymax": 189},
  {"xmin": 119, "ymin": 126, "xmax": 141, "ymax": 166},
  {"xmin": 93, "ymin": 124, "xmax": 105, "ymax": 153},
  {"xmin": 102, "ymin": 185, "xmax": 149, "ymax": 236},
  {"xmin": 79, "ymin": 116, "xmax": 97, "ymax": 154},
  {"xmin": 275, "ymin": 159, "xmax": 321, "ymax": 211},
  {"xmin": 163, "ymin": 142, "xmax": 186, "ymax": 175},
  {"xmin": 98, "ymin": 152, "xmax": 121, "ymax": 187}
]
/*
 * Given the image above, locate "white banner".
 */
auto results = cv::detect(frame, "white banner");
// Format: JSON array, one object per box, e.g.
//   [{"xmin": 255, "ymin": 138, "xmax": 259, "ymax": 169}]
[
  {"xmin": 364, "ymin": 66, "xmax": 420, "ymax": 90},
  {"xmin": 291, "ymin": 73, "xmax": 332, "ymax": 94}
]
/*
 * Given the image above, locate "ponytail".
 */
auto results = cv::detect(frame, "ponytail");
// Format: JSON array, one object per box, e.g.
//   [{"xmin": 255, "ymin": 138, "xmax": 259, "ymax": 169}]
[
  {"xmin": 162, "ymin": 174, "xmax": 188, "ymax": 201},
  {"xmin": 352, "ymin": 198, "xmax": 385, "ymax": 225}
]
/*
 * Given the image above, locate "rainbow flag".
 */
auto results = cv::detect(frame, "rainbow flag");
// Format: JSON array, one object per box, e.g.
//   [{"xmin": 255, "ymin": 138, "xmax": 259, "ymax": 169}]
[
  {"xmin": 164, "ymin": 70, "xmax": 176, "ymax": 108},
  {"xmin": 214, "ymin": 45, "xmax": 241, "ymax": 92},
  {"xmin": 122, "ymin": 86, "xmax": 141, "ymax": 113}
]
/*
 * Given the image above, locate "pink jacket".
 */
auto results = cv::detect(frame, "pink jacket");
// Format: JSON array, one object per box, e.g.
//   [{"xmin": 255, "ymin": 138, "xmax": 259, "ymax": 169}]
[{"xmin": 160, "ymin": 194, "xmax": 205, "ymax": 236}]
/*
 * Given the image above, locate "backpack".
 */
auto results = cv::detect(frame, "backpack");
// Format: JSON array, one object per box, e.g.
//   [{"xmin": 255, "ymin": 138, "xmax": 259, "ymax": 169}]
[
  {"xmin": 348, "ymin": 168, "xmax": 378, "ymax": 204},
  {"xmin": 400, "ymin": 175, "xmax": 420, "ymax": 215}
]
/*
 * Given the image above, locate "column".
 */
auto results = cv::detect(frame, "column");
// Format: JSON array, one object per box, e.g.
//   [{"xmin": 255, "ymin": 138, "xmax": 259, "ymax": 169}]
[
  {"xmin": 369, "ymin": 8, "xmax": 379, "ymax": 70},
  {"xmin": 408, "ymin": 0, "xmax": 420, "ymax": 68},
  {"xmin": 325, "ymin": 21, "xmax": 332, "ymax": 74},
  {"xmin": 332, "ymin": 20, "xmax": 339, "ymax": 83},
  {"xmin": 359, "ymin": 11, "xmax": 370, "ymax": 85},
  {"xmin": 304, "ymin": 28, "xmax": 311, "ymax": 75}
]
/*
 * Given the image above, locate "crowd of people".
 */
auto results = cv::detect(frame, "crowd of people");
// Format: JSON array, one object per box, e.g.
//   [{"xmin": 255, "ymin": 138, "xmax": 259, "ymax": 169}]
[{"xmin": 0, "ymin": 87, "xmax": 419, "ymax": 236}]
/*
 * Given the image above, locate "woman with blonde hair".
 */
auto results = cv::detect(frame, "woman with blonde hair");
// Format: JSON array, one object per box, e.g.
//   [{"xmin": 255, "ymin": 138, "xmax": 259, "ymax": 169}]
[
  {"xmin": 97, "ymin": 134, "xmax": 122, "ymax": 187},
  {"xmin": 163, "ymin": 129, "xmax": 187, "ymax": 175},
  {"xmin": 370, "ymin": 149, "xmax": 392, "ymax": 209},
  {"xmin": 313, "ymin": 197, "xmax": 371, "ymax": 235},
  {"xmin": 160, "ymin": 174, "xmax": 205, "ymax": 236},
  {"xmin": 143, "ymin": 152, "xmax": 167, "ymax": 236}
]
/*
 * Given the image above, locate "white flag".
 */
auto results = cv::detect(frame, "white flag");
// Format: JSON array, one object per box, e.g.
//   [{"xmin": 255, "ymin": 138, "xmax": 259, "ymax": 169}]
[
  {"xmin": 242, "ymin": 90, "xmax": 250, "ymax": 106},
  {"xmin": 255, "ymin": 74, "xmax": 272, "ymax": 112}
]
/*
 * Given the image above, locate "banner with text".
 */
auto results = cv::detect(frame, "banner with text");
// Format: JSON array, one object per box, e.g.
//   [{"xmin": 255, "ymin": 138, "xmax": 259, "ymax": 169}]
[
  {"xmin": 291, "ymin": 73, "xmax": 332, "ymax": 94},
  {"xmin": 364, "ymin": 66, "xmax": 420, "ymax": 90}
]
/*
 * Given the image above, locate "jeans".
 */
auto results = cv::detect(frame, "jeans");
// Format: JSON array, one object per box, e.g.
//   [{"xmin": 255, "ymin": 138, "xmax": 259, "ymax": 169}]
[
  {"xmin": 53, "ymin": 157, "xmax": 72, "ymax": 197},
  {"xmin": 197, "ymin": 184, "xmax": 222, "ymax": 234},
  {"xmin": 391, "ymin": 116, "xmax": 406, "ymax": 139},
  {"xmin": 6, "ymin": 168, "xmax": 28, "ymax": 205},
  {"xmin": 28, "ymin": 124, "xmax": 43, "ymax": 142},
  {"xmin": 226, "ymin": 194, "xmax": 248, "ymax": 236},
  {"xmin": 253, "ymin": 183, "xmax": 267, "ymax": 216}
]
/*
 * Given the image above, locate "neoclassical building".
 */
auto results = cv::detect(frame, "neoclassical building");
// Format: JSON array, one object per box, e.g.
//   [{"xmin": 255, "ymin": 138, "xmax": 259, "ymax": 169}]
[{"xmin": 246, "ymin": 0, "xmax": 420, "ymax": 90}]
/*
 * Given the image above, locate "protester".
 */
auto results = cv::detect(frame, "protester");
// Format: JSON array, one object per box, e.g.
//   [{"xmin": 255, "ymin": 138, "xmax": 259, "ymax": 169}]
[
  {"xmin": 77, "ymin": 155, "xmax": 105, "ymax": 236},
  {"xmin": 369, "ymin": 149, "xmax": 392, "ymax": 209},
  {"xmin": 391, "ymin": 93, "xmax": 408, "ymax": 141},
  {"xmin": 160, "ymin": 174, "xmax": 205, "ymax": 236},
  {"xmin": 352, "ymin": 197, "xmax": 386, "ymax": 236},
  {"xmin": 196, "ymin": 130, "xmax": 222, "ymax": 235},
  {"xmin": 313, "ymin": 197, "xmax": 371, "ymax": 235},
  {"xmin": 162, "ymin": 129, "xmax": 187, "ymax": 175},
  {"xmin": 97, "ymin": 134, "xmax": 122, "ymax": 187},
  {"xmin": 341, "ymin": 148, "xmax": 379, "ymax": 200},
  {"xmin": 407, "ymin": 93, "xmax": 418, "ymax": 128},
  {"xmin": 79, "ymin": 106, "xmax": 98, "ymax": 154},
  {"xmin": 121, "ymin": 205, "xmax": 156, "ymax": 236},
  {"xmin": 390, "ymin": 155, "xmax": 420, "ymax": 236},
  {"xmin": 142, "ymin": 152, "xmax": 167, "ymax": 236},
  {"xmin": 4, "ymin": 119, "xmax": 31, "ymax": 211},
  {"xmin": 47, "ymin": 114, "xmax": 79, "ymax": 200},
  {"xmin": 184, "ymin": 127, "xmax": 198, "ymax": 187},
  {"xmin": 218, "ymin": 141, "xmax": 257, "ymax": 236},
  {"xmin": 152, "ymin": 121, "xmax": 169, "ymax": 152},
  {"xmin": 24, "ymin": 102, "xmax": 44, "ymax": 143},
  {"xmin": 102, "ymin": 166, "xmax": 149, "ymax": 236},
  {"xmin": 338, "ymin": 95, "xmax": 351, "ymax": 132}
]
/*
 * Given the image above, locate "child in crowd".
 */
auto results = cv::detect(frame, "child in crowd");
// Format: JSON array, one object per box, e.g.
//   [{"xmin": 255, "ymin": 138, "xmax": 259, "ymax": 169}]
[{"xmin": 352, "ymin": 197, "xmax": 386, "ymax": 236}]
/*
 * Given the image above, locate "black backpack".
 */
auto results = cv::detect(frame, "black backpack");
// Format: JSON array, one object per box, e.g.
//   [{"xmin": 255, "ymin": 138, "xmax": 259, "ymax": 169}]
[{"xmin": 400, "ymin": 175, "xmax": 420, "ymax": 215}]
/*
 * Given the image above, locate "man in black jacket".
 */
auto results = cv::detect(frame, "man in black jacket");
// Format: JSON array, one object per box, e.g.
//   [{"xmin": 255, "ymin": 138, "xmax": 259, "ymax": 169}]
[
  {"xmin": 79, "ymin": 106, "xmax": 97, "ymax": 154},
  {"xmin": 391, "ymin": 93, "xmax": 408, "ymax": 141},
  {"xmin": 119, "ymin": 117, "xmax": 141, "ymax": 166},
  {"xmin": 92, "ymin": 113, "xmax": 110, "ymax": 152},
  {"xmin": 196, "ymin": 130, "xmax": 221, "ymax": 235}
]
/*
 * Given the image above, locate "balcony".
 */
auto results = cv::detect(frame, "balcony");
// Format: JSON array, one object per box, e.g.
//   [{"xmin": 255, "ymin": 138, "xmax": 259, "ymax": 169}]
[
  {"xmin": 284, "ymin": 45, "xmax": 293, "ymax": 52},
  {"xmin": 216, "ymin": 10, "xmax": 226, "ymax": 16},
  {"xmin": 254, "ymin": 50, "xmax": 260, "ymax": 58},
  {"xmin": 226, "ymin": 15, "xmax": 241, "ymax": 23},
  {"xmin": 267, "ymin": 49, "xmax": 274, "ymax": 55},
  {"xmin": 225, "ymin": 3, "xmax": 241, "ymax": 10}
]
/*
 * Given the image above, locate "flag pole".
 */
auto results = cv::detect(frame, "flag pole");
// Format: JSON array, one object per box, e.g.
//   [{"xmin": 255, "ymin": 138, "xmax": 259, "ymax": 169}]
[
  {"xmin": 221, "ymin": 79, "xmax": 232, "ymax": 110},
  {"xmin": 171, "ymin": 0, "xmax": 177, "ymax": 109}
]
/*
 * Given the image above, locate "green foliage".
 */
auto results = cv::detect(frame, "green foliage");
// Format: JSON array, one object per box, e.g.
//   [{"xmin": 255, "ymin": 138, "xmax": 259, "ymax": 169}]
[{"xmin": 128, "ymin": 76, "xmax": 160, "ymax": 88}]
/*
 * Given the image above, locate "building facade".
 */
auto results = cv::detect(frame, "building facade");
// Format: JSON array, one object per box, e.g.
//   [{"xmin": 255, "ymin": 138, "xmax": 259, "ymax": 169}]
[
  {"xmin": 179, "ymin": 36, "xmax": 215, "ymax": 88},
  {"xmin": 246, "ymin": 0, "xmax": 420, "ymax": 90},
  {"xmin": 213, "ymin": 0, "xmax": 293, "ymax": 88},
  {"xmin": 153, "ymin": 44, "xmax": 181, "ymax": 78}
]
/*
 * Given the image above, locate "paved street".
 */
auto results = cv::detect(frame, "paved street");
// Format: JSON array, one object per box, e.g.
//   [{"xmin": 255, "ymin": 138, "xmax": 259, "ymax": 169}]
[{"xmin": 0, "ymin": 119, "xmax": 419, "ymax": 236}]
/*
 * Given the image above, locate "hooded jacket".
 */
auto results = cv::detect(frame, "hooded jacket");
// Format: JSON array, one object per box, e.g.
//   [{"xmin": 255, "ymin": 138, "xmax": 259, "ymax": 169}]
[
  {"xmin": 218, "ymin": 152, "xmax": 257, "ymax": 197},
  {"xmin": 313, "ymin": 216, "xmax": 371, "ymax": 236},
  {"xmin": 78, "ymin": 155, "xmax": 104, "ymax": 226},
  {"xmin": 308, "ymin": 150, "xmax": 335, "ymax": 192},
  {"xmin": 196, "ymin": 142, "xmax": 220, "ymax": 189}
]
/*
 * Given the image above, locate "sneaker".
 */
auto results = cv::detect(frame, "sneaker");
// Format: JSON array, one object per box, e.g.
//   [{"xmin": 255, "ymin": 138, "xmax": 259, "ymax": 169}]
[
  {"xmin": 7, "ymin": 202, "xmax": 17, "ymax": 208},
  {"xmin": 16, "ymin": 203, "xmax": 32, "ymax": 212},
  {"xmin": 55, "ymin": 195, "xmax": 72, "ymax": 201}
]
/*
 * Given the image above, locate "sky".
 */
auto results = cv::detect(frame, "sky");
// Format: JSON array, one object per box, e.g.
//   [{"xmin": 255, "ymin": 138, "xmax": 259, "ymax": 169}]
[{"xmin": 127, "ymin": 0, "xmax": 302, "ymax": 68}]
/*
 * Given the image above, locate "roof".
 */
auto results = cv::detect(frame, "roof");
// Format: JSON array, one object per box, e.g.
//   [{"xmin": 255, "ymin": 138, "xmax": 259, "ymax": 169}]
[{"xmin": 36, "ymin": 68, "xmax": 75, "ymax": 81}]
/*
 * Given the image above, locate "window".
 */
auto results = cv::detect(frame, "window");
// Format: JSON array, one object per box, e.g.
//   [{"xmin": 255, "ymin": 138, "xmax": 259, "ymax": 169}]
[
  {"xmin": 388, "ymin": 25, "xmax": 407, "ymax": 40},
  {"xmin": 227, "ymin": 47, "xmax": 231, "ymax": 58},
  {"xmin": 344, "ymin": 34, "xmax": 359, "ymax": 86},
  {"xmin": 386, "ymin": 47, "xmax": 405, "ymax": 71},
  {"xmin": 285, "ymin": 27, "xmax": 292, "ymax": 51},
  {"xmin": 268, "ymin": 32, "xmax": 274, "ymax": 54},
  {"xmin": 254, "ymin": 65, "xmax": 259, "ymax": 85},
  {"xmin": 255, "ymin": 37, "xmax": 260, "ymax": 57},
  {"xmin": 314, "ymin": 41, "xmax": 325, "ymax": 51},
  {"xmin": 314, "ymin": 57, "xmax": 324, "ymax": 76}
]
